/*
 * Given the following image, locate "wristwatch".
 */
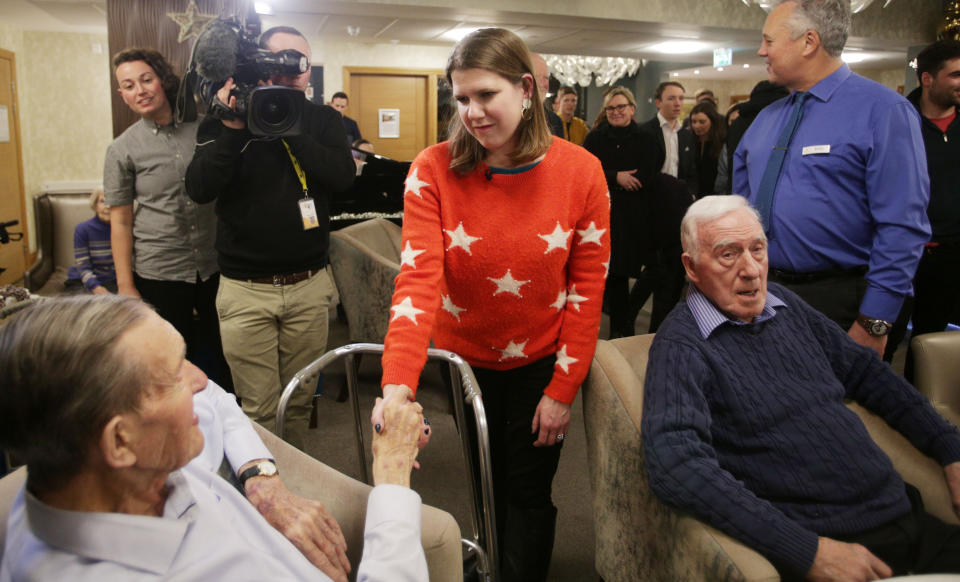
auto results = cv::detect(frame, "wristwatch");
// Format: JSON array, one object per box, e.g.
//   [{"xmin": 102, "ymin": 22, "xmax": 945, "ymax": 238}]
[
  {"xmin": 238, "ymin": 459, "xmax": 278, "ymax": 489},
  {"xmin": 856, "ymin": 314, "xmax": 893, "ymax": 337}
]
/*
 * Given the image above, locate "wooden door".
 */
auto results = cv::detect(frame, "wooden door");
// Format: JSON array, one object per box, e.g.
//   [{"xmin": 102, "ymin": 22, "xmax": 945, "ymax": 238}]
[
  {"xmin": 346, "ymin": 67, "xmax": 441, "ymax": 162},
  {"xmin": 0, "ymin": 49, "xmax": 27, "ymax": 285}
]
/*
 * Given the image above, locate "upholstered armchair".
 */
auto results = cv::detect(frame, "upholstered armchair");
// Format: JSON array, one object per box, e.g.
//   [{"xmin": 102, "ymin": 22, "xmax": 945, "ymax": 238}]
[
  {"xmin": 0, "ymin": 423, "xmax": 463, "ymax": 581},
  {"xmin": 582, "ymin": 335, "xmax": 960, "ymax": 582},
  {"xmin": 912, "ymin": 331, "xmax": 960, "ymax": 417},
  {"xmin": 328, "ymin": 218, "xmax": 403, "ymax": 344}
]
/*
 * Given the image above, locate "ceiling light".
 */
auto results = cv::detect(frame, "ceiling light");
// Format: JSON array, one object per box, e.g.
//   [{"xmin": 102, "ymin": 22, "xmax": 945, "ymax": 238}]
[
  {"xmin": 743, "ymin": 63, "xmax": 751, "ymax": 69},
  {"xmin": 254, "ymin": 2, "xmax": 274, "ymax": 15},
  {"xmin": 442, "ymin": 27, "xmax": 481, "ymax": 42},
  {"xmin": 648, "ymin": 41, "xmax": 708, "ymax": 54},
  {"xmin": 841, "ymin": 52, "xmax": 867, "ymax": 63},
  {"xmin": 347, "ymin": 26, "xmax": 361, "ymax": 37},
  {"xmin": 717, "ymin": 67, "xmax": 724, "ymax": 72},
  {"xmin": 671, "ymin": 72, "xmax": 680, "ymax": 77},
  {"xmin": 694, "ymin": 69, "xmax": 701, "ymax": 75}
]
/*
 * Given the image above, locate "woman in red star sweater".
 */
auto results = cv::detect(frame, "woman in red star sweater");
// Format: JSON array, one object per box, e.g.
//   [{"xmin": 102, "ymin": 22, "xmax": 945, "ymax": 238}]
[{"xmin": 373, "ymin": 28, "xmax": 610, "ymax": 582}]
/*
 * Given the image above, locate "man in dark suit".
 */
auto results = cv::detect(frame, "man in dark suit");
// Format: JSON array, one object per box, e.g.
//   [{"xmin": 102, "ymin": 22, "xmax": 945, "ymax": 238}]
[{"xmin": 640, "ymin": 81, "xmax": 698, "ymax": 196}]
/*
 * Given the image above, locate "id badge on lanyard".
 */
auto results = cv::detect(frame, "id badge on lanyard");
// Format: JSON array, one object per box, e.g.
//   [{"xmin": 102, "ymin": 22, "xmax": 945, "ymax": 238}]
[{"xmin": 282, "ymin": 139, "xmax": 319, "ymax": 231}]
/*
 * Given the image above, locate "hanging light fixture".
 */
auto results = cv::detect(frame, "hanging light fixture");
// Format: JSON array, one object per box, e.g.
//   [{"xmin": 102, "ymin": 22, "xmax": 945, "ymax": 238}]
[
  {"xmin": 543, "ymin": 55, "xmax": 643, "ymax": 87},
  {"xmin": 741, "ymin": 0, "xmax": 896, "ymax": 13}
]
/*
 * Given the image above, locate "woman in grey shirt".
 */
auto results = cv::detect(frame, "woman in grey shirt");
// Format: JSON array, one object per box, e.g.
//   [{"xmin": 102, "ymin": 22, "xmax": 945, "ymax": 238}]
[{"xmin": 104, "ymin": 48, "xmax": 229, "ymax": 389}]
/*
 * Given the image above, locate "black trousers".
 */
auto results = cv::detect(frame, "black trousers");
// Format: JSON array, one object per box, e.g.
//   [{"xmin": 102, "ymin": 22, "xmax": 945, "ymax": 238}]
[
  {"xmin": 838, "ymin": 484, "xmax": 960, "ymax": 575},
  {"xmin": 471, "ymin": 356, "xmax": 563, "ymax": 582},
  {"xmin": 135, "ymin": 272, "xmax": 232, "ymax": 391},
  {"xmin": 905, "ymin": 244, "xmax": 960, "ymax": 381},
  {"xmin": 769, "ymin": 270, "xmax": 907, "ymax": 363}
]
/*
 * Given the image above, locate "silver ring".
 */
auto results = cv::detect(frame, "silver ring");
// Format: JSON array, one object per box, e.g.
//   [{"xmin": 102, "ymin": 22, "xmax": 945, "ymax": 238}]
[{"xmin": 556, "ymin": 433, "xmax": 565, "ymax": 441}]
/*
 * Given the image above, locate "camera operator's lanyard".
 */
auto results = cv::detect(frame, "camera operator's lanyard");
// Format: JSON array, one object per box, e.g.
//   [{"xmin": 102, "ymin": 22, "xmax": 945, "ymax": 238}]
[{"xmin": 281, "ymin": 139, "xmax": 319, "ymax": 231}]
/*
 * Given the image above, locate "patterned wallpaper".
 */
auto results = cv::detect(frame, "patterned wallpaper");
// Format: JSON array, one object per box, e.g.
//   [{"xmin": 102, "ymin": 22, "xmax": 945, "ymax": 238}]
[{"xmin": 0, "ymin": 29, "xmax": 112, "ymax": 250}]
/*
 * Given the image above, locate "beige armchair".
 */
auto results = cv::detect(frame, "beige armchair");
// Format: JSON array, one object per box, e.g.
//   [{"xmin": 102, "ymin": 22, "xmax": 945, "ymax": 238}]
[
  {"xmin": 912, "ymin": 330, "xmax": 960, "ymax": 417},
  {"xmin": 582, "ymin": 334, "xmax": 959, "ymax": 582},
  {"xmin": 328, "ymin": 218, "xmax": 402, "ymax": 344},
  {"xmin": 0, "ymin": 422, "xmax": 463, "ymax": 581}
]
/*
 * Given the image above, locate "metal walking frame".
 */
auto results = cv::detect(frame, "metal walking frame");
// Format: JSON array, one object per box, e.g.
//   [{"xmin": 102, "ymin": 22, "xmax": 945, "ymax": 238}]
[{"xmin": 276, "ymin": 342, "xmax": 499, "ymax": 582}]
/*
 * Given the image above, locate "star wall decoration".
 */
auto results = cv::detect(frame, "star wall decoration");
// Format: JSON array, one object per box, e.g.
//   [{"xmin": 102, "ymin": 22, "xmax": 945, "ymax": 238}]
[
  {"xmin": 538, "ymin": 222, "xmax": 572, "ymax": 254},
  {"xmin": 168, "ymin": 0, "xmax": 216, "ymax": 44},
  {"xmin": 400, "ymin": 241, "xmax": 426, "ymax": 269},
  {"xmin": 555, "ymin": 345, "xmax": 578, "ymax": 374},
  {"xmin": 404, "ymin": 168, "xmax": 430, "ymax": 198},
  {"xmin": 444, "ymin": 222, "xmax": 481, "ymax": 254},
  {"xmin": 489, "ymin": 269, "xmax": 530, "ymax": 297},
  {"xmin": 390, "ymin": 296, "xmax": 424, "ymax": 324}
]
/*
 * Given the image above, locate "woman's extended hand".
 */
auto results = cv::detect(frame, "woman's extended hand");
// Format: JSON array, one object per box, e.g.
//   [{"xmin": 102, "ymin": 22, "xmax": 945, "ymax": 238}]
[
  {"xmin": 616, "ymin": 169, "xmax": 642, "ymax": 191},
  {"xmin": 531, "ymin": 394, "xmax": 572, "ymax": 447},
  {"xmin": 371, "ymin": 384, "xmax": 431, "ymax": 459}
]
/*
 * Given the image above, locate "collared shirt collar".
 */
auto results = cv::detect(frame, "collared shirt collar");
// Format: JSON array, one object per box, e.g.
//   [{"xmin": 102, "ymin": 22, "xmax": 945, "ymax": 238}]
[
  {"xmin": 686, "ymin": 284, "xmax": 787, "ymax": 339},
  {"xmin": 23, "ymin": 471, "xmax": 193, "ymax": 575},
  {"xmin": 805, "ymin": 63, "xmax": 851, "ymax": 104},
  {"xmin": 147, "ymin": 116, "xmax": 178, "ymax": 135},
  {"xmin": 657, "ymin": 111, "xmax": 679, "ymax": 132}
]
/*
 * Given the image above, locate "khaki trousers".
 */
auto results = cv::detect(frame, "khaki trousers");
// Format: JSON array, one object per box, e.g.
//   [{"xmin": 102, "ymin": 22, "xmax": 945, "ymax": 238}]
[{"xmin": 216, "ymin": 269, "xmax": 334, "ymax": 449}]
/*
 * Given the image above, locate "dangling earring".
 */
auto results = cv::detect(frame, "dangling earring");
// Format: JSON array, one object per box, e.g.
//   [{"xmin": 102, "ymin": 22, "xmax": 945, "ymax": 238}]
[{"xmin": 521, "ymin": 97, "xmax": 532, "ymax": 116}]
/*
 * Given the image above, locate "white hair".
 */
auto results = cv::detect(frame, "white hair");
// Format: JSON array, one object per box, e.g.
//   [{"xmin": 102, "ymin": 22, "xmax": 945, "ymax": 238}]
[
  {"xmin": 776, "ymin": 0, "xmax": 850, "ymax": 58},
  {"xmin": 681, "ymin": 195, "xmax": 763, "ymax": 262}
]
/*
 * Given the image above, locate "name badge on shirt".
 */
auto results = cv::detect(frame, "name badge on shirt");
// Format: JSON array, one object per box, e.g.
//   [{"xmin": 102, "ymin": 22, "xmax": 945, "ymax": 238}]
[
  {"xmin": 299, "ymin": 197, "xmax": 319, "ymax": 230},
  {"xmin": 802, "ymin": 144, "xmax": 831, "ymax": 156}
]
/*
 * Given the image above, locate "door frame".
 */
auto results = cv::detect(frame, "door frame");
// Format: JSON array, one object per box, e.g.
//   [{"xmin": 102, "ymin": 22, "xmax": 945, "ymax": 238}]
[
  {"xmin": 343, "ymin": 66, "xmax": 444, "ymax": 149},
  {"xmin": 0, "ymin": 48, "xmax": 30, "ymax": 269}
]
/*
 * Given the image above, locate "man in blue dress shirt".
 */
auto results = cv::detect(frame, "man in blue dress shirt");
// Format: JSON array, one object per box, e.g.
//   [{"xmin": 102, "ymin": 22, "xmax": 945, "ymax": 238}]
[{"xmin": 733, "ymin": 0, "xmax": 930, "ymax": 358}]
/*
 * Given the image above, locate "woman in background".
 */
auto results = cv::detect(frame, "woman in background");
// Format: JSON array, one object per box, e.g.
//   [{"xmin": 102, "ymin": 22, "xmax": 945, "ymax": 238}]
[
  {"xmin": 582, "ymin": 87, "xmax": 659, "ymax": 338},
  {"xmin": 373, "ymin": 28, "xmax": 609, "ymax": 582},
  {"xmin": 689, "ymin": 101, "xmax": 726, "ymax": 199}
]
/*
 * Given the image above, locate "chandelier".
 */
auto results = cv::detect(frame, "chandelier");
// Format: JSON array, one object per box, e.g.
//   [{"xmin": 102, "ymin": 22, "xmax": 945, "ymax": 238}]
[
  {"xmin": 742, "ymin": 0, "xmax": 895, "ymax": 12},
  {"xmin": 543, "ymin": 55, "xmax": 643, "ymax": 88}
]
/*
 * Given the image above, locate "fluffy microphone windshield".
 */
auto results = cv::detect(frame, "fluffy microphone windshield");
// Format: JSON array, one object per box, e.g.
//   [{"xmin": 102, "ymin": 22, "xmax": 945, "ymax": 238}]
[{"xmin": 195, "ymin": 20, "xmax": 239, "ymax": 82}]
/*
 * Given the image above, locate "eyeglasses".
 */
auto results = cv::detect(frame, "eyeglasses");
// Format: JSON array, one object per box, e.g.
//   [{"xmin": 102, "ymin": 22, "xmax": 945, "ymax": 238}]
[{"xmin": 604, "ymin": 103, "xmax": 632, "ymax": 114}]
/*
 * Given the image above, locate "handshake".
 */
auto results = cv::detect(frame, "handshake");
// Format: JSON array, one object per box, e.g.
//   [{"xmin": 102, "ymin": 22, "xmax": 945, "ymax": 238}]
[{"xmin": 372, "ymin": 386, "xmax": 429, "ymax": 488}]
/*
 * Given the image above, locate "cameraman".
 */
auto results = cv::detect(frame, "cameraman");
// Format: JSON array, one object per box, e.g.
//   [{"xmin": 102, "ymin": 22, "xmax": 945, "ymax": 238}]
[{"xmin": 186, "ymin": 26, "xmax": 354, "ymax": 448}]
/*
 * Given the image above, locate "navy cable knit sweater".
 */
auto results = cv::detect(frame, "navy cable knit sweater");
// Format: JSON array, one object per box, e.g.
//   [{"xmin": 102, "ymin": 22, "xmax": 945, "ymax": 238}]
[{"xmin": 642, "ymin": 283, "xmax": 960, "ymax": 576}]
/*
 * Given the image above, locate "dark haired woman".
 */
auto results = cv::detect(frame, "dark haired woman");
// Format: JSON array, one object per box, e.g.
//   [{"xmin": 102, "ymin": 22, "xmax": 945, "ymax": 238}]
[
  {"xmin": 372, "ymin": 28, "xmax": 610, "ymax": 582},
  {"xmin": 103, "ymin": 48, "xmax": 228, "ymax": 388},
  {"xmin": 689, "ymin": 101, "xmax": 726, "ymax": 198}
]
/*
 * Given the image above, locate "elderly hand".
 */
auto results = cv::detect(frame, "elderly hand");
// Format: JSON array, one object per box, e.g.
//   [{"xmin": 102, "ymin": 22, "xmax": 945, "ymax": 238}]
[
  {"xmin": 945, "ymin": 461, "xmax": 960, "ymax": 520},
  {"xmin": 616, "ymin": 170, "xmax": 642, "ymax": 191},
  {"xmin": 847, "ymin": 323, "xmax": 887, "ymax": 358},
  {"xmin": 244, "ymin": 471, "xmax": 350, "ymax": 582},
  {"xmin": 807, "ymin": 537, "xmax": 891, "ymax": 582},
  {"xmin": 371, "ymin": 384, "xmax": 430, "ymax": 457},
  {"xmin": 216, "ymin": 78, "xmax": 246, "ymax": 130},
  {"xmin": 372, "ymin": 386, "xmax": 423, "ymax": 487},
  {"xmin": 532, "ymin": 394, "xmax": 572, "ymax": 447}
]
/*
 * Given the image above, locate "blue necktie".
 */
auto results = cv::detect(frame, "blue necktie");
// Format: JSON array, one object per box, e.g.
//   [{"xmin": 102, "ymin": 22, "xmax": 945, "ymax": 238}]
[{"xmin": 754, "ymin": 92, "xmax": 810, "ymax": 234}]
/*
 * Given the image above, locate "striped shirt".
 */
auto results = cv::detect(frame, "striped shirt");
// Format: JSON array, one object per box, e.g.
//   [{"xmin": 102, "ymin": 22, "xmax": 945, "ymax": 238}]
[
  {"xmin": 68, "ymin": 216, "xmax": 116, "ymax": 291},
  {"xmin": 685, "ymin": 284, "xmax": 786, "ymax": 339}
]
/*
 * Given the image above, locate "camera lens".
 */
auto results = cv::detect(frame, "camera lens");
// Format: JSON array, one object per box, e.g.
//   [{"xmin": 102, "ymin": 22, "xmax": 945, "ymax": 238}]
[
  {"xmin": 248, "ymin": 86, "xmax": 304, "ymax": 136},
  {"xmin": 261, "ymin": 97, "xmax": 290, "ymax": 125}
]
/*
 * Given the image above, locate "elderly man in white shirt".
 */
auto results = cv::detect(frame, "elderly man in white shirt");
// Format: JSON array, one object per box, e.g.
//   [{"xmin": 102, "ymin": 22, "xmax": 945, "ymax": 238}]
[{"xmin": 0, "ymin": 295, "xmax": 429, "ymax": 582}]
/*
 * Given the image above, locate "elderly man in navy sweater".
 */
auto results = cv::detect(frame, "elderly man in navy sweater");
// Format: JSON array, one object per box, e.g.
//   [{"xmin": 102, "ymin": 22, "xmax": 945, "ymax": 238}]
[{"xmin": 642, "ymin": 195, "xmax": 960, "ymax": 582}]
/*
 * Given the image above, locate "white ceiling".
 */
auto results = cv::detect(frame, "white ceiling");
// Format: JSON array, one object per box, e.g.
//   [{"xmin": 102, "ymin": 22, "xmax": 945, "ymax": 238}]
[{"xmin": 0, "ymin": 0, "xmax": 911, "ymax": 80}]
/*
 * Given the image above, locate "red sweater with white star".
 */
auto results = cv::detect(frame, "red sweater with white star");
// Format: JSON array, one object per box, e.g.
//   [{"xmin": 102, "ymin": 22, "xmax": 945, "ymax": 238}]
[{"xmin": 381, "ymin": 137, "xmax": 610, "ymax": 404}]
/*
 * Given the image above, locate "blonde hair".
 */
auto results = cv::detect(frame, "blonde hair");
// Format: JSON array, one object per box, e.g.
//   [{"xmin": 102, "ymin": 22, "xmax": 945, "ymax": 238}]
[
  {"xmin": 89, "ymin": 188, "xmax": 105, "ymax": 211},
  {"xmin": 445, "ymin": 28, "xmax": 552, "ymax": 175},
  {"xmin": 593, "ymin": 86, "xmax": 637, "ymax": 128}
]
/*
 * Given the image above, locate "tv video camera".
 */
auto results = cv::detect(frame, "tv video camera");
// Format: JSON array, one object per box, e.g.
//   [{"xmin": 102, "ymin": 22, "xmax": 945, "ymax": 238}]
[{"xmin": 183, "ymin": 16, "xmax": 307, "ymax": 136}]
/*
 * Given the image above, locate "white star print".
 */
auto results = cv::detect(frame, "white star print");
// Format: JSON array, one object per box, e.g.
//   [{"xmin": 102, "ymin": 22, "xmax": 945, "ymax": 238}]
[
  {"xmin": 566, "ymin": 284, "xmax": 588, "ymax": 312},
  {"xmin": 576, "ymin": 221, "xmax": 606, "ymax": 246},
  {"xmin": 555, "ymin": 344, "xmax": 579, "ymax": 374},
  {"xmin": 400, "ymin": 241, "xmax": 426, "ymax": 269},
  {"xmin": 549, "ymin": 289, "xmax": 567, "ymax": 312},
  {"xmin": 444, "ymin": 222, "xmax": 482, "ymax": 255},
  {"xmin": 538, "ymin": 222, "xmax": 572, "ymax": 254},
  {"xmin": 601, "ymin": 261, "xmax": 610, "ymax": 278},
  {"xmin": 441, "ymin": 294, "xmax": 466, "ymax": 321},
  {"xmin": 488, "ymin": 269, "xmax": 530, "ymax": 297},
  {"xmin": 390, "ymin": 296, "xmax": 425, "ymax": 324},
  {"xmin": 404, "ymin": 168, "xmax": 430, "ymax": 198},
  {"xmin": 496, "ymin": 339, "xmax": 529, "ymax": 361}
]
